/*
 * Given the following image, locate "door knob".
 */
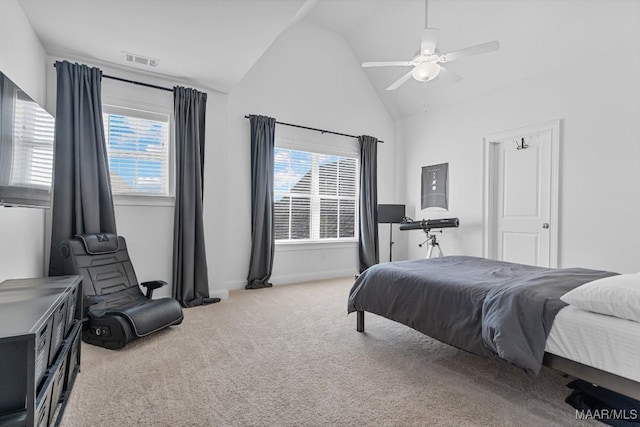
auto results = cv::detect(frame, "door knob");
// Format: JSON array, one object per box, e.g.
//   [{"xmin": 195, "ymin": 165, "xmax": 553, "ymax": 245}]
[{"xmin": 542, "ymin": 223, "xmax": 549, "ymax": 229}]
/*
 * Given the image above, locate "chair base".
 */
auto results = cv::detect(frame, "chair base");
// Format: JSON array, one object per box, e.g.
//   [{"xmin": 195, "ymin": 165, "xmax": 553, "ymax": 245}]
[
  {"xmin": 82, "ymin": 315, "xmax": 133, "ymax": 350},
  {"xmin": 83, "ymin": 313, "xmax": 184, "ymax": 350}
]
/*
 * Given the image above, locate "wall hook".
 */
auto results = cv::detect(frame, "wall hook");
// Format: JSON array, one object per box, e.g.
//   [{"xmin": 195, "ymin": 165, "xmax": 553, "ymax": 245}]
[{"xmin": 516, "ymin": 137, "xmax": 528, "ymax": 150}]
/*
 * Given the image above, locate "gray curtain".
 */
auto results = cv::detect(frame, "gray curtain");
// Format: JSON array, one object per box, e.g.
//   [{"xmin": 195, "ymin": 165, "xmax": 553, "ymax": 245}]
[
  {"xmin": 48, "ymin": 61, "xmax": 116, "ymax": 276},
  {"xmin": 358, "ymin": 135, "xmax": 379, "ymax": 273},
  {"xmin": 172, "ymin": 86, "xmax": 210, "ymax": 307},
  {"xmin": 246, "ymin": 115, "xmax": 276, "ymax": 289}
]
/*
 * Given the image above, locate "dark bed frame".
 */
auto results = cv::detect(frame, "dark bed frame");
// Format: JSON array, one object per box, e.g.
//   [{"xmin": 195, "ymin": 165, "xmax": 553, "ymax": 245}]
[{"xmin": 356, "ymin": 310, "xmax": 640, "ymax": 401}]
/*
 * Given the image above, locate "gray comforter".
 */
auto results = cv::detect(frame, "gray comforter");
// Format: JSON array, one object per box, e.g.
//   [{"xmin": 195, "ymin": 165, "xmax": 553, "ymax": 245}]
[{"xmin": 347, "ymin": 256, "xmax": 616, "ymax": 374}]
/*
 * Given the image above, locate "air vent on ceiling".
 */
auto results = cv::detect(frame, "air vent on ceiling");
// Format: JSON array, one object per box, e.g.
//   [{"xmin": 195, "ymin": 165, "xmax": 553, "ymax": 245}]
[{"xmin": 123, "ymin": 52, "xmax": 159, "ymax": 68}]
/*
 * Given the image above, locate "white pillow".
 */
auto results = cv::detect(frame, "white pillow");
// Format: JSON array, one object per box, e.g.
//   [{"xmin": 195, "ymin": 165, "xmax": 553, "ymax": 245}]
[{"xmin": 561, "ymin": 273, "xmax": 640, "ymax": 323}]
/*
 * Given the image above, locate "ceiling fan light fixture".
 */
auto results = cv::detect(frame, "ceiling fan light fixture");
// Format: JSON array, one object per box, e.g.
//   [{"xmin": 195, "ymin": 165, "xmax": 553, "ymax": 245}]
[{"xmin": 411, "ymin": 62, "xmax": 441, "ymax": 82}]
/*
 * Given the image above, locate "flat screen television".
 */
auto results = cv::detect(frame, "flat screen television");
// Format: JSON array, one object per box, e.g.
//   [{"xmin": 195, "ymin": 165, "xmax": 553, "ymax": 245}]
[{"xmin": 0, "ymin": 71, "xmax": 55, "ymax": 208}]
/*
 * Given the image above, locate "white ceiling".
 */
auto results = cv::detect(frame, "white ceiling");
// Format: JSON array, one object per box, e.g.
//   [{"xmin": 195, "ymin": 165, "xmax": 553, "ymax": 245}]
[
  {"xmin": 17, "ymin": 0, "xmax": 625, "ymax": 119},
  {"xmin": 303, "ymin": 0, "xmax": 389, "ymax": 36},
  {"xmin": 313, "ymin": 0, "xmax": 621, "ymax": 119},
  {"xmin": 18, "ymin": 0, "xmax": 308, "ymax": 92}
]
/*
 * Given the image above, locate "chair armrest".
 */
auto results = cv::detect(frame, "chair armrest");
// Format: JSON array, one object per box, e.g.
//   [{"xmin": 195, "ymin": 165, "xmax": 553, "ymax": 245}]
[
  {"xmin": 141, "ymin": 280, "xmax": 167, "ymax": 298},
  {"xmin": 141, "ymin": 280, "xmax": 167, "ymax": 290}
]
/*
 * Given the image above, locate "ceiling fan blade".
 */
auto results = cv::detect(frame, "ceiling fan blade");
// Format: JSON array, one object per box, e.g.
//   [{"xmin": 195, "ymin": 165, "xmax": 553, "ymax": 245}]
[
  {"xmin": 441, "ymin": 40, "xmax": 500, "ymax": 63},
  {"xmin": 386, "ymin": 70, "xmax": 414, "ymax": 91},
  {"xmin": 362, "ymin": 61, "xmax": 413, "ymax": 67},
  {"xmin": 420, "ymin": 28, "xmax": 439, "ymax": 55},
  {"xmin": 437, "ymin": 65, "xmax": 463, "ymax": 84}
]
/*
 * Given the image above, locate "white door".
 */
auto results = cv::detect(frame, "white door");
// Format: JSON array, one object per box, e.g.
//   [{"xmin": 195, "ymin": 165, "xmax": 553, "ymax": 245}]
[{"xmin": 484, "ymin": 121, "xmax": 559, "ymax": 267}]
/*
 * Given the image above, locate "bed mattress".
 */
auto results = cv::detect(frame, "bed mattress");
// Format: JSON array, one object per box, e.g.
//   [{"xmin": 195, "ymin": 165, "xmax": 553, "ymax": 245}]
[{"xmin": 546, "ymin": 305, "xmax": 640, "ymax": 383}]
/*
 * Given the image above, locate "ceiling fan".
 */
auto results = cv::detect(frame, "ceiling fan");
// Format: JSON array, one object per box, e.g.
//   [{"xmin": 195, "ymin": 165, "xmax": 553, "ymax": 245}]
[{"xmin": 362, "ymin": 0, "xmax": 500, "ymax": 91}]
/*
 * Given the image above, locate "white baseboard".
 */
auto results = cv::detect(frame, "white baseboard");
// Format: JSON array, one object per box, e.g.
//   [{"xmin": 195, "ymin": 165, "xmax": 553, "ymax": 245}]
[
  {"xmin": 225, "ymin": 279, "xmax": 246, "ymax": 291},
  {"xmin": 271, "ymin": 269, "xmax": 357, "ymax": 285},
  {"xmin": 209, "ymin": 289, "xmax": 229, "ymax": 300}
]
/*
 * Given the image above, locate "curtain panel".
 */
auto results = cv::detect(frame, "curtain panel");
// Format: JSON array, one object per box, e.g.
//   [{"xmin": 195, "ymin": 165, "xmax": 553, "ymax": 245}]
[
  {"xmin": 172, "ymin": 86, "xmax": 211, "ymax": 307},
  {"xmin": 358, "ymin": 135, "xmax": 379, "ymax": 273},
  {"xmin": 246, "ymin": 115, "xmax": 276, "ymax": 289},
  {"xmin": 48, "ymin": 61, "xmax": 116, "ymax": 276}
]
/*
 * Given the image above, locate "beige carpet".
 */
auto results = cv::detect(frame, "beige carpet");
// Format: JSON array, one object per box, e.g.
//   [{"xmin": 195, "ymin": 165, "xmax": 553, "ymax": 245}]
[{"xmin": 60, "ymin": 278, "xmax": 593, "ymax": 427}]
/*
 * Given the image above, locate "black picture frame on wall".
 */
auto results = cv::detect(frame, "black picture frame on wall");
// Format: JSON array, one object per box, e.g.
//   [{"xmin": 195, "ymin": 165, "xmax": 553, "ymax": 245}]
[{"xmin": 421, "ymin": 163, "xmax": 448, "ymax": 210}]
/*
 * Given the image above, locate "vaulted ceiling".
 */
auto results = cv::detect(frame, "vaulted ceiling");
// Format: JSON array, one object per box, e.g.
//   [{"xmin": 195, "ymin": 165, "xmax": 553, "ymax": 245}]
[
  {"xmin": 18, "ymin": 0, "xmax": 622, "ymax": 119},
  {"xmin": 308, "ymin": 0, "xmax": 620, "ymax": 119}
]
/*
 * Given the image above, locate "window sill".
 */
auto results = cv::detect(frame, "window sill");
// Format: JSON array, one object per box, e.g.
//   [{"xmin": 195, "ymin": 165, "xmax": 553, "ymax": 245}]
[
  {"xmin": 113, "ymin": 194, "xmax": 175, "ymax": 207},
  {"xmin": 275, "ymin": 239, "xmax": 358, "ymax": 252}
]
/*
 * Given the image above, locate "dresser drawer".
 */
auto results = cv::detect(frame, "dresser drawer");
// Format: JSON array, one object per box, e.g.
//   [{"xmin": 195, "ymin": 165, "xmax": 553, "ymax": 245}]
[
  {"xmin": 64, "ymin": 327, "xmax": 81, "ymax": 391},
  {"xmin": 64, "ymin": 288, "xmax": 78, "ymax": 338},
  {"xmin": 48, "ymin": 300, "xmax": 67, "ymax": 366},
  {"xmin": 35, "ymin": 317, "xmax": 54, "ymax": 392},
  {"xmin": 48, "ymin": 361, "xmax": 66, "ymax": 425},
  {"xmin": 35, "ymin": 380, "xmax": 52, "ymax": 427}
]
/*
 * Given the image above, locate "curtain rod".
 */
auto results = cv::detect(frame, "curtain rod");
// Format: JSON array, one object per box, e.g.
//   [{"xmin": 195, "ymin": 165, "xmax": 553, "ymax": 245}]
[
  {"xmin": 244, "ymin": 115, "xmax": 384, "ymax": 143},
  {"xmin": 102, "ymin": 74, "xmax": 173, "ymax": 92},
  {"xmin": 52, "ymin": 62, "xmax": 173, "ymax": 92}
]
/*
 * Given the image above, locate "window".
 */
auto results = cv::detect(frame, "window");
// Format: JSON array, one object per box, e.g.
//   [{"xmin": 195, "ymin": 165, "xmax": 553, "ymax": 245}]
[
  {"xmin": 103, "ymin": 105, "xmax": 170, "ymax": 196},
  {"xmin": 274, "ymin": 147, "xmax": 358, "ymax": 242}
]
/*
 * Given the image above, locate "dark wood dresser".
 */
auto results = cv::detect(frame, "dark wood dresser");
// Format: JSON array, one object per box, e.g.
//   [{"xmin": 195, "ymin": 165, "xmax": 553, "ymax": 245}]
[{"xmin": 0, "ymin": 276, "xmax": 82, "ymax": 426}]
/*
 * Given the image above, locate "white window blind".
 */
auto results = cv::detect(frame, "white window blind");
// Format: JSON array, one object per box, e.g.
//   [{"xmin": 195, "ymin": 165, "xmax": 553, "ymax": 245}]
[
  {"xmin": 274, "ymin": 147, "xmax": 358, "ymax": 242},
  {"xmin": 103, "ymin": 105, "xmax": 170, "ymax": 196}
]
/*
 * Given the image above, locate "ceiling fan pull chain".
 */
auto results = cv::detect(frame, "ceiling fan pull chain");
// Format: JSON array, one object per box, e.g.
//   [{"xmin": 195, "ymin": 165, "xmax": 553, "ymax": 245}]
[{"xmin": 422, "ymin": 86, "xmax": 429, "ymax": 113}]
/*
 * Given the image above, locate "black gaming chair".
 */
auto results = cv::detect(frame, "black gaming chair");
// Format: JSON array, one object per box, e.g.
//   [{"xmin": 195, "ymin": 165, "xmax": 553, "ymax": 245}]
[{"xmin": 60, "ymin": 233, "xmax": 184, "ymax": 349}]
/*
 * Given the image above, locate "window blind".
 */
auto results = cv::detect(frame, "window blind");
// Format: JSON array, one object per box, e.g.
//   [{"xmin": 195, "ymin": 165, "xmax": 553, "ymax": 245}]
[
  {"xmin": 103, "ymin": 105, "xmax": 170, "ymax": 196},
  {"xmin": 274, "ymin": 147, "xmax": 358, "ymax": 242}
]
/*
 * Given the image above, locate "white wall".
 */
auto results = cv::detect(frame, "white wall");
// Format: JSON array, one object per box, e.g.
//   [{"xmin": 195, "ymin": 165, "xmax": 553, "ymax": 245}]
[
  {"xmin": 68, "ymin": 21, "xmax": 399, "ymax": 293},
  {"xmin": 1, "ymin": 10, "xmax": 400, "ymax": 290},
  {"xmin": 400, "ymin": 1, "xmax": 640, "ymax": 273},
  {"xmin": 226, "ymin": 21, "xmax": 397, "ymax": 289},
  {"xmin": 0, "ymin": 1, "xmax": 47, "ymax": 106},
  {"xmin": 0, "ymin": 0, "xmax": 49, "ymax": 282}
]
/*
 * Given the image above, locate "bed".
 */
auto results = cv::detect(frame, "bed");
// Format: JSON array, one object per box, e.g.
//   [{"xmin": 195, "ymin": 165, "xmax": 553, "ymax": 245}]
[{"xmin": 348, "ymin": 256, "xmax": 640, "ymax": 401}]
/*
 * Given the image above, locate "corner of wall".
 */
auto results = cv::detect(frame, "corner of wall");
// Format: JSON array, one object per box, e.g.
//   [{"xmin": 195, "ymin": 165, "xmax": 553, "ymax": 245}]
[{"xmin": 0, "ymin": 0, "xmax": 48, "ymax": 107}]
